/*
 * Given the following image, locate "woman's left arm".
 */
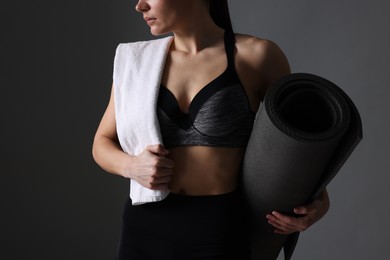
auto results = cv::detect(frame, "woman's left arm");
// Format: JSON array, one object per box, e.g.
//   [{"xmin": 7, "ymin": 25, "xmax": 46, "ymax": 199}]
[
  {"xmin": 266, "ymin": 189, "xmax": 330, "ymax": 234},
  {"xmin": 259, "ymin": 40, "xmax": 331, "ymax": 235},
  {"xmin": 236, "ymin": 35, "xmax": 331, "ymax": 234}
]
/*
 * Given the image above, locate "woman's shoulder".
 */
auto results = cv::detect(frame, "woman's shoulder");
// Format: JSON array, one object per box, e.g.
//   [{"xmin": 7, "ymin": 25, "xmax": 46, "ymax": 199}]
[
  {"xmin": 234, "ymin": 33, "xmax": 289, "ymax": 69},
  {"xmin": 233, "ymin": 33, "xmax": 291, "ymax": 100}
]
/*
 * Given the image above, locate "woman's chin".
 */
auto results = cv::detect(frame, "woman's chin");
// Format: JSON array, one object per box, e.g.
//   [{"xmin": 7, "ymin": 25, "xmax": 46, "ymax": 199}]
[{"xmin": 149, "ymin": 27, "xmax": 171, "ymax": 36}]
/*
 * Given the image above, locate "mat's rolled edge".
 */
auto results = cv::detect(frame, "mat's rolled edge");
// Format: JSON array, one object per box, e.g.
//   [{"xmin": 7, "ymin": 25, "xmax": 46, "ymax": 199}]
[
  {"xmin": 264, "ymin": 72, "xmax": 363, "ymax": 200},
  {"xmin": 265, "ymin": 73, "xmax": 351, "ymax": 144},
  {"xmin": 311, "ymin": 85, "xmax": 363, "ymax": 199}
]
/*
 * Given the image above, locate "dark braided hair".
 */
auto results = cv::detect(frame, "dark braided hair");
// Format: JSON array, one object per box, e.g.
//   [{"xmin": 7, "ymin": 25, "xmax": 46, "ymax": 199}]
[{"xmin": 209, "ymin": 0, "xmax": 234, "ymax": 32}]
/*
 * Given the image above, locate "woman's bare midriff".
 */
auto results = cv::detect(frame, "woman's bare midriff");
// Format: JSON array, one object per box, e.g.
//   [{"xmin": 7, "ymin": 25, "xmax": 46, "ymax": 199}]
[{"xmin": 167, "ymin": 146, "xmax": 246, "ymax": 195}]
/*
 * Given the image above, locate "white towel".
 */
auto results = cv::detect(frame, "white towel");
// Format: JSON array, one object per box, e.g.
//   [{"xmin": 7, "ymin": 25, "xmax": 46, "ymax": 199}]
[{"xmin": 113, "ymin": 36, "xmax": 173, "ymax": 205}]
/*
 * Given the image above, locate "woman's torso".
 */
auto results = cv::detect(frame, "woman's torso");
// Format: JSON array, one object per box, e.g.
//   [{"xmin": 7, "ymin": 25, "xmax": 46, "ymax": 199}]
[{"xmin": 159, "ymin": 31, "xmax": 265, "ymax": 195}]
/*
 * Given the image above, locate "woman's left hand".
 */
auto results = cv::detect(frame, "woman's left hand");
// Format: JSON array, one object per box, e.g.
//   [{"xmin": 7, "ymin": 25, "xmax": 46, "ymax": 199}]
[{"xmin": 266, "ymin": 189, "xmax": 330, "ymax": 234}]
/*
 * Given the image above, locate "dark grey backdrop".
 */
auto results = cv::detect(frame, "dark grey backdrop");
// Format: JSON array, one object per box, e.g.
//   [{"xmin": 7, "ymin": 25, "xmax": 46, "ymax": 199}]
[{"xmin": 2, "ymin": 0, "xmax": 389, "ymax": 259}]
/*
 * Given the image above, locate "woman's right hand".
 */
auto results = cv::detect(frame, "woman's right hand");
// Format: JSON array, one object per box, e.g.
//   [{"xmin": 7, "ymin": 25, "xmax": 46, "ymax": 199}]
[
  {"xmin": 124, "ymin": 144, "xmax": 174, "ymax": 190},
  {"xmin": 92, "ymin": 85, "xmax": 174, "ymax": 190}
]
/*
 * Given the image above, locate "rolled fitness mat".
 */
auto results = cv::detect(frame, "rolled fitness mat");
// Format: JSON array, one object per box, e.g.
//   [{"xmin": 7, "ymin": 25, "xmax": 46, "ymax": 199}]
[{"xmin": 242, "ymin": 73, "xmax": 362, "ymax": 260}]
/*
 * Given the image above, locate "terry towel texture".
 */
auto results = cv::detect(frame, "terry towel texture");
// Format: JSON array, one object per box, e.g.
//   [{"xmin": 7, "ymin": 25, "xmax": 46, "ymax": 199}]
[{"xmin": 113, "ymin": 36, "xmax": 173, "ymax": 205}]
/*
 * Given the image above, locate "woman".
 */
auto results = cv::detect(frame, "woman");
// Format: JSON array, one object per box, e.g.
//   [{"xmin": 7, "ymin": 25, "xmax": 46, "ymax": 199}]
[{"xmin": 92, "ymin": 0, "xmax": 330, "ymax": 259}]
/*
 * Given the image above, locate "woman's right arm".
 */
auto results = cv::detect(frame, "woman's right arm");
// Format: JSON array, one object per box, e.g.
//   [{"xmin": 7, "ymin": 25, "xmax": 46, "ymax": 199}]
[{"xmin": 92, "ymin": 84, "xmax": 174, "ymax": 190}]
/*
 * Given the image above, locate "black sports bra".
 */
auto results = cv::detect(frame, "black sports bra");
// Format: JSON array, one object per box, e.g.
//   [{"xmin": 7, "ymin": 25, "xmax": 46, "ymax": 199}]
[{"xmin": 157, "ymin": 30, "xmax": 255, "ymax": 148}]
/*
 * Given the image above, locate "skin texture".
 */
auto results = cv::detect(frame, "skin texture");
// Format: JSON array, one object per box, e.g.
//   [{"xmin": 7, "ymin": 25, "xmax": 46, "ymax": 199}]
[{"xmin": 92, "ymin": 0, "xmax": 330, "ymax": 235}]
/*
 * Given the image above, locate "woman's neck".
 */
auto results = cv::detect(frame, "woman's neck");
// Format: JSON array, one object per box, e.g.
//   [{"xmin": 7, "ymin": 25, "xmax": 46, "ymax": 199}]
[
  {"xmin": 171, "ymin": 10, "xmax": 225, "ymax": 54},
  {"xmin": 172, "ymin": 28, "xmax": 224, "ymax": 54}
]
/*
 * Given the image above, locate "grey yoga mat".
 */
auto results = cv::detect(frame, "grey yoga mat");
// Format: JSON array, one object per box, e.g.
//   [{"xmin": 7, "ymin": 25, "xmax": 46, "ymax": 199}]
[{"xmin": 242, "ymin": 73, "xmax": 362, "ymax": 260}]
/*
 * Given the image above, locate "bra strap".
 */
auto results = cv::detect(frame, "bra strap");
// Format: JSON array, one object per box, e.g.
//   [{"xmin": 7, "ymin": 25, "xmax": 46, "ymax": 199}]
[{"xmin": 224, "ymin": 30, "xmax": 236, "ymax": 71}]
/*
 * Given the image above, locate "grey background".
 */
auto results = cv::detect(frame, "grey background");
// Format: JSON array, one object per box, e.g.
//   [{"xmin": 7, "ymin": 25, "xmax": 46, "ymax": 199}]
[{"xmin": 2, "ymin": 0, "xmax": 389, "ymax": 259}]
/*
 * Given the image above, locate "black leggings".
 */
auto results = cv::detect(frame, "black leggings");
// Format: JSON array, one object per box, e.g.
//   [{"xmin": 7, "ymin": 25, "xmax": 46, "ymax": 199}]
[{"xmin": 116, "ymin": 190, "xmax": 251, "ymax": 260}]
